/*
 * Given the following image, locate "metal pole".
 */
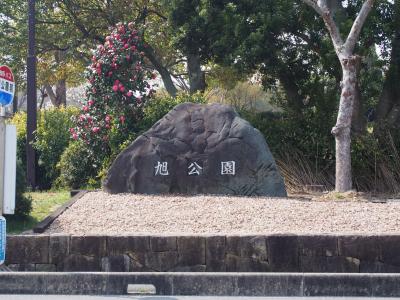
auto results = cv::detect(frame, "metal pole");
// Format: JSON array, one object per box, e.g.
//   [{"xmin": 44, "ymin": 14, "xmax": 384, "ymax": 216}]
[
  {"xmin": 12, "ymin": 86, "xmax": 18, "ymax": 114},
  {"xmin": 27, "ymin": 0, "xmax": 37, "ymax": 190},
  {"xmin": 0, "ymin": 107, "xmax": 6, "ymax": 215}
]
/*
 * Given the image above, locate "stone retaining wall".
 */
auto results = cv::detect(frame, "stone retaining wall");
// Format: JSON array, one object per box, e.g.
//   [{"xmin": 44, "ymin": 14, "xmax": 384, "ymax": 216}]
[{"xmin": 6, "ymin": 235, "xmax": 400, "ymax": 272}]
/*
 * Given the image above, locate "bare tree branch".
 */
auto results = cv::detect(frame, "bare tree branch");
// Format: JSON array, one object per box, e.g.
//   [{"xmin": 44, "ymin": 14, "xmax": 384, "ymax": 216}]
[
  {"xmin": 171, "ymin": 72, "xmax": 188, "ymax": 77},
  {"xmin": 302, "ymin": 0, "xmax": 324, "ymax": 16},
  {"xmin": 343, "ymin": 0, "xmax": 375, "ymax": 54},
  {"xmin": 147, "ymin": 9, "xmax": 167, "ymax": 21},
  {"xmin": 302, "ymin": 0, "xmax": 344, "ymax": 54}
]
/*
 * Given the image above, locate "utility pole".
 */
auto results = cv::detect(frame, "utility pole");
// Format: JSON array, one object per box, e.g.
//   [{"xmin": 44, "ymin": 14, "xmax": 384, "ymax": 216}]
[{"xmin": 27, "ymin": 0, "xmax": 37, "ymax": 190}]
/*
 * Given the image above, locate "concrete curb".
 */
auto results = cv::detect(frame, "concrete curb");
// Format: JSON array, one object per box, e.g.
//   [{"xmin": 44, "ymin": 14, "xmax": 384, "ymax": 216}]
[{"xmin": 1, "ymin": 272, "xmax": 400, "ymax": 296}]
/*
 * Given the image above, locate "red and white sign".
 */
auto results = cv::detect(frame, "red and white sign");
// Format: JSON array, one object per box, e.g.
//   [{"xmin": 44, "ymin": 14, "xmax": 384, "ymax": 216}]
[
  {"xmin": 0, "ymin": 65, "xmax": 15, "ymax": 106},
  {"xmin": 0, "ymin": 66, "xmax": 14, "ymax": 82}
]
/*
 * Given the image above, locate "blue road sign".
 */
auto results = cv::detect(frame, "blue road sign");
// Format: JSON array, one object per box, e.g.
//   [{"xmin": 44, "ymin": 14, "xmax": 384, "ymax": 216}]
[
  {"xmin": 0, "ymin": 217, "xmax": 5, "ymax": 264},
  {"xmin": 0, "ymin": 65, "xmax": 15, "ymax": 106}
]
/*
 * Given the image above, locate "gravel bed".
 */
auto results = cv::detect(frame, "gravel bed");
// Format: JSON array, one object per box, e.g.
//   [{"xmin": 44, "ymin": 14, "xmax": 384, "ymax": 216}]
[{"xmin": 45, "ymin": 191, "xmax": 400, "ymax": 235}]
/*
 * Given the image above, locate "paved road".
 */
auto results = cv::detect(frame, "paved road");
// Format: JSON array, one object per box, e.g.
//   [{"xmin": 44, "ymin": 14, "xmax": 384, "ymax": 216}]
[{"xmin": 1, "ymin": 296, "xmax": 400, "ymax": 300}]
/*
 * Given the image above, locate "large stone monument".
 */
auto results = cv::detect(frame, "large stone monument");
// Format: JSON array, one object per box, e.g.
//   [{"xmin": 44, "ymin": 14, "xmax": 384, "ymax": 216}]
[{"xmin": 103, "ymin": 103, "xmax": 287, "ymax": 196}]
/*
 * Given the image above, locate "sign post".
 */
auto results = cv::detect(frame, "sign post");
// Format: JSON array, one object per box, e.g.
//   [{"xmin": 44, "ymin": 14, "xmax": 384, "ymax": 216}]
[{"xmin": 0, "ymin": 65, "xmax": 16, "ymax": 265}]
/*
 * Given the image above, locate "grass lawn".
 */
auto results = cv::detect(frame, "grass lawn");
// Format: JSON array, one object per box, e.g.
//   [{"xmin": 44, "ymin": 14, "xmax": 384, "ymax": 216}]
[{"xmin": 6, "ymin": 190, "xmax": 71, "ymax": 234}]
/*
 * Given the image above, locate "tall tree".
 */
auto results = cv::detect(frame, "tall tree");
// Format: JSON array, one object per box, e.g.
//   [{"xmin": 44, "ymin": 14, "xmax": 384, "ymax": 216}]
[
  {"xmin": 302, "ymin": 0, "xmax": 375, "ymax": 192},
  {"xmin": 375, "ymin": 0, "xmax": 400, "ymax": 131}
]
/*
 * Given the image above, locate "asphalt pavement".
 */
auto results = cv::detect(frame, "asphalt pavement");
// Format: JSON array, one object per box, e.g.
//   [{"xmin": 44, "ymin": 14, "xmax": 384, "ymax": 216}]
[{"xmin": 1, "ymin": 296, "xmax": 400, "ymax": 300}]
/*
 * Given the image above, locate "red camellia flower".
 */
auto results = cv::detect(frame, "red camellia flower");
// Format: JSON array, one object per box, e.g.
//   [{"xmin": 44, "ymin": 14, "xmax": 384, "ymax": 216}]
[
  {"xmin": 72, "ymin": 23, "xmax": 154, "ymax": 150},
  {"xmin": 118, "ymin": 25, "xmax": 125, "ymax": 34}
]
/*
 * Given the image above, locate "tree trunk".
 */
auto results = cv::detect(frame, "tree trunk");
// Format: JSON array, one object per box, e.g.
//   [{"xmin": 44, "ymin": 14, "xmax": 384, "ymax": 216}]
[
  {"xmin": 44, "ymin": 79, "xmax": 67, "ymax": 107},
  {"xmin": 39, "ymin": 87, "xmax": 46, "ymax": 109},
  {"xmin": 187, "ymin": 53, "xmax": 206, "ymax": 94},
  {"xmin": 332, "ymin": 56, "xmax": 358, "ymax": 192},
  {"xmin": 351, "ymin": 56, "xmax": 366, "ymax": 135},
  {"xmin": 55, "ymin": 79, "xmax": 67, "ymax": 106},
  {"xmin": 142, "ymin": 45, "xmax": 178, "ymax": 97},
  {"xmin": 277, "ymin": 68, "xmax": 304, "ymax": 114},
  {"xmin": 351, "ymin": 82, "xmax": 365, "ymax": 135},
  {"xmin": 375, "ymin": 30, "xmax": 400, "ymax": 131},
  {"xmin": 43, "ymin": 51, "xmax": 68, "ymax": 107},
  {"xmin": 44, "ymin": 84, "xmax": 57, "ymax": 106}
]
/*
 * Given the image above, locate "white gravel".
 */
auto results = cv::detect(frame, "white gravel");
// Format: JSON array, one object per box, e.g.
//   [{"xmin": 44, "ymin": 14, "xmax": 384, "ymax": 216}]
[{"xmin": 45, "ymin": 191, "xmax": 400, "ymax": 235}]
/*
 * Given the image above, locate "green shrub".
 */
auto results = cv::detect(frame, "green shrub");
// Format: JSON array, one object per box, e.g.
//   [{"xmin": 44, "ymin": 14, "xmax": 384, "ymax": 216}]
[
  {"xmin": 351, "ymin": 131, "xmax": 400, "ymax": 193},
  {"xmin": 35, "ymin": 107, "xmax": 79, "ymax": 189},
  {"xmin": 242, "ymin": 108, "xmax": 400, "ymax": 193},
  {"xmin": 56, "ymin": 141, "xmax": 99, "ymax": 189},
  {"xmin": 240, "ymin": 109, "xmax": 336, "ymax": 192},
  {"xmin": 5, "ymin": 159, "xmax": 32, "ymax": 219},
  {"xmin": 9, "ymin": 107, "xmax": 79, "ymax": 189},
  {"xmin": 8, "ymin": 112, "xmax": 27, "ymax": 171}
]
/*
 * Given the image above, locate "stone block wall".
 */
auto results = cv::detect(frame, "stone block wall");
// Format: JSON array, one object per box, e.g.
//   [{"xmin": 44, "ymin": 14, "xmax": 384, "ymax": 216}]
[{"xmin": 5, "ymin": 235, "xmax": 400, "ymax": 272}]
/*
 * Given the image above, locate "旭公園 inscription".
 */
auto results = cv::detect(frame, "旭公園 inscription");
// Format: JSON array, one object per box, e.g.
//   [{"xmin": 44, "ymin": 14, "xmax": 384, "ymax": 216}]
[{"xmin": 153, "ymin": 161, "xmax": 236, "ymax": 176}]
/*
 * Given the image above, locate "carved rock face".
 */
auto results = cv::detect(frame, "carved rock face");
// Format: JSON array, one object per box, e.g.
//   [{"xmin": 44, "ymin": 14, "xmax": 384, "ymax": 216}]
[{"xmin": 103, "ymin": 103, "xmax": 287, "ymax": 197}]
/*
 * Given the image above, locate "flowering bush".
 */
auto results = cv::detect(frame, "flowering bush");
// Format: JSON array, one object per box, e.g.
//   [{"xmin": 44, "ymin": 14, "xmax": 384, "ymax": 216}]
[{"xmin": 70, "ymin": 22, "xmax": 155, "ymax": 151}]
